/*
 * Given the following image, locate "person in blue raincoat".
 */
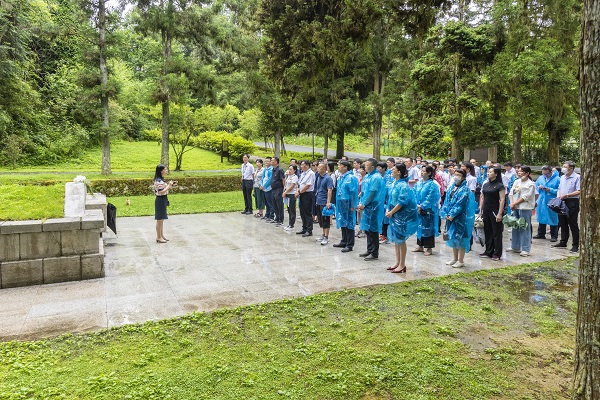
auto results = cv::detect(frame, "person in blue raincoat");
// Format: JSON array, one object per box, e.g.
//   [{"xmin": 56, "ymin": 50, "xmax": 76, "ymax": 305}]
[
  {"xmin": 333, "ymin": 160, "xmax": 359, "ymax": 252},
  {"xmin": 385, "ymin": 163, "xmax": 418, "ymax": 273},
  {"xmin": 379, "ymin": 158, "xmax": 396, "ymax": 243},
  {"xmin": 412, "ymin": 165, "xmax": 441, "ymax": 256},
  {"xmin": 357, "ymin": 158, "xmax": 384, "ymax": 261},
  {"xmin": 440, "ymin": 169, "xmax": 477, "ymax": 268},
  {"xmin": 533, "ymin": 165, "xmax": 560, "ymax": 241}
]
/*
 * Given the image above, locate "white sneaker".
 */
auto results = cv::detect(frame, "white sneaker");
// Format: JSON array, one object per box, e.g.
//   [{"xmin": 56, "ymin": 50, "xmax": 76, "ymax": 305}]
[
  {"xmin": 445, "ymin": 260, "xmax": 458, "ymax": 265},
  {"xmin": 507, "ymin": 248, "xmax": 520, "ymax": 253},
  {"xmin": 315, "ymin": 236, "xmax": 324, "ymax": 241},
  {"xmin": 452, "ymin": 261, "xmax": 465, "ymax": 268},
  {"xmin": 520, "ymin": 251, "xmax": 529, "ymax": 257},
  {"xmin": 321, "ymin": 237, "xmax": 329, "ymax": 245}
]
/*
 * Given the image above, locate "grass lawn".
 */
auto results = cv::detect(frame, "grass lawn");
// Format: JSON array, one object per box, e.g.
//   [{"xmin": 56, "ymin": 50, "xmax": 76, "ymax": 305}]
[
  {"xmin": 0, "ymin": 185, "xmax": 242, "ymax": 220},
  {"xmin": 0, "ymin": 259, "xmax": 577, "ymax": 399},
  {"xmin": 0, "ymin": 141, "xmax": 240, "ymax": 176}
]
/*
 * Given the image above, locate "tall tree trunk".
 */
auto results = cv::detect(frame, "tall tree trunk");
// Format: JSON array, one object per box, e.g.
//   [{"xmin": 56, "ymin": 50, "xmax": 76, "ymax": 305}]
[
  {"xmin": 323, "ymin": 133, "xmax": 328, "ymax": 159},
  {"xmin": 572, "ymin": 1, "xmax": 600, "ymax": 398},
  {"xmin": 372, "ymin": 70, "xmax": 383, "ymax": 160},
  {"xmin": 99, "ymin": 0, "xmax": 110, "ymax": 175},
  {"xmin": 160, "ymin": 21, "xmax": 172, "ymax": 168},
  {"xmin": 547, "ymin": 121, "xmax": 561, "ymax": 166},
  {"xmin": 336, "ymin": 130, "xmax": 344, "ymax": 159},
  {"xmin": 513, "ymin": 123, "xmax": 522, "ymax": 164},
  {"xmin": 274, "ymin": 129, "xmax": 281, "ymax": 158},
  {"xmin": 452, "ymin": 54, "xmax": 462, "ymax": 159}
]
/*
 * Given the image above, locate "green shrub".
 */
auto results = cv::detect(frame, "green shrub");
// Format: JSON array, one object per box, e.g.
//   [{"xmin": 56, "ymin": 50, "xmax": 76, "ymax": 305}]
[
  {"xmin": 90, "ymin": 175, "xmax": 240, "ymax": 197},
  {"xmin": 191, "ymin": 131, "xmax": 256, "ymax": 161}
]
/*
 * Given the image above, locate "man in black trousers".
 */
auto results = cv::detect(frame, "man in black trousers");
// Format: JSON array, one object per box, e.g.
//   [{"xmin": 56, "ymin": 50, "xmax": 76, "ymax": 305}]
[
  {"xmin": 240, "ymin": 153, "xmax": 254, "ymax": 214},
  {"xmin": 296, "ymin": 160, "xmax": 316, "ymax": 237},
  {"xmin": 270, "ymin": 157, "xmax": 286, "ymax": 226}
]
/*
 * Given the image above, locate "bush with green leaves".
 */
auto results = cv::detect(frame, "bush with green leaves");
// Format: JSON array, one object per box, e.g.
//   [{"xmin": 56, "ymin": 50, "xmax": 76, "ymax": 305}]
[{"xmin": 192, "ymin": 131, "xmax": 256, "ymax": 161}]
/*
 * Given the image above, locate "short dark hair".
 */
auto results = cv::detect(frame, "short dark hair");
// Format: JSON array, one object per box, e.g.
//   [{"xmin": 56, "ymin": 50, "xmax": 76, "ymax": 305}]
[
  {"xmin": 341, "ymin": 156, "xmax": 349, "ymax": 161},
  {"xmin": 564, "ymin": 160, "xmax": 576, "ymax": 168},
  {"xmin": 354, "ymin": 158, "xmax": 362, "ymax": 164},
  {"xmin": 338, "ymin": 160, "xmax": 350, "ymax": 170},
  {"xmin": 462, "ymin": 162, "xmax": 475, "ymax": 176},
  {"xmin": 386, "ymin": 157, "xmax": 395, "ymax": 163},
  {"xmin": 455, "ymin": 169, "xmax": 467, "ymax": 178},
  {"xmin": 377, "ymin": 162, "xmax": 387, "ymax": 170},
  {"xmin": 541, "ymin": 165, "xmax": 551, "ymax": 171},
  {"xmin": 503, "ymin": 161, "xmax": 513, "ymax": 167},
  {"xmin": 423, "ymin": 165, "xmax": 435, "ymax": 179},
  {"xmin": 243, "ymin": 153, "xmax": 250, "ymax": 158},
  {"xmin": 272, "ymin": 157, "xmax": 279, "ymax": 164},
  {"xmin": 290, "ymin": 164, "xmax": 298, "ymax": 172},
  {"xmin": 366, "ymin": 158, "xmax": 378, "ymax": 166},
  {"xmin": 256, "ymin": 158, "xmax": 263, "ymax": 165},
  {"xmin": 265, "ymin": 156, "xmax": 272, "ymax": 160},
  {"xmin": 290, "ymin": 158, "xmax": 297, "ymax": 163}
]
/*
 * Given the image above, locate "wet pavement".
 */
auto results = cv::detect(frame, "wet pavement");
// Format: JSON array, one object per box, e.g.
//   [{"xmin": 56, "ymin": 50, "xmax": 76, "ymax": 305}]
[{"xmin": 0, "ymin": 212, "xmax": 574, "ymax": 341}]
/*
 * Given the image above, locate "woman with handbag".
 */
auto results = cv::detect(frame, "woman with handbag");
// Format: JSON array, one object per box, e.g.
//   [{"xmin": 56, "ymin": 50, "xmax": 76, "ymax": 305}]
[
  {"xmin": 478, "ymin": 167, "xmax": 506, "ymax": 260},
  {"xmin": 508, "ymin": 166, "xmax": 536, "ymax": 256},
  {"xmin": 412, "ymin": 165, "xmax": 441, "ymax": 256},
  {"xmin": 385, "ymin": 163, "xmax": 418, "ymax": 273},
  {"xmin": 440, "ymin": 169, "xmax": 477, "ymax": 268}
]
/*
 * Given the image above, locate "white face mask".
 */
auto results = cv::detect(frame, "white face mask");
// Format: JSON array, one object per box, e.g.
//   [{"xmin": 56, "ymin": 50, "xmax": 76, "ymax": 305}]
[
  {"xmin": 561, "ymin": 167, "xmax": 568, "ymax": 174},
  {"xmin": 454, "ymin": 176, "xmax": 462, "ymax": 183},
  {"xmin": 521, "ymin": 175, "xmax": 529, "ymax": 181}
]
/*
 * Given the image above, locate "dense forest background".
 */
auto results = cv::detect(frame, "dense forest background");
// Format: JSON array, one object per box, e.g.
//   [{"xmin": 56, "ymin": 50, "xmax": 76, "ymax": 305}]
[{"xmin": 0, "ymin": 0, "xmax": 581, "ymax": 171}]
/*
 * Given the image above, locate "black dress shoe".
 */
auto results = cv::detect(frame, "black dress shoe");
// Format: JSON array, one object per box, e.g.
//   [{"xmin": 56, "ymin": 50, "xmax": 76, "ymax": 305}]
[
  {"xmin": 532, "ymin": 235, "xmax": 545, "ymax": 239},
  {"xmin": 552, "ymin": 242, "xmax": 568, "ymax": 248},
  {"xmin": 296, "ymin": 230, "xmax": 306, "ymax": 235},
  {"xmin": 332, "ymin": 243, "xmax": 345, "ymax": 248},
  {"xmin": 341, "ymin": 247, "xmax": 353, "ymax": 253},
  {"xmin": 570, "ymin": 247, "xmax": 579, "ymax": 253},
  {"xmin": 550, "ymin": 237, "xmax": 558, "ymax": 242},
  {"xmin": 302, "ymin": 232, "xmax": 313, "ymax": 237},
  {"xmin": 359, "ymin": 252, "xmax": 370, "ymax": 257},
  {"xmin": 364, "ymin": 254, "xmax": 378, "ymax": 261}
]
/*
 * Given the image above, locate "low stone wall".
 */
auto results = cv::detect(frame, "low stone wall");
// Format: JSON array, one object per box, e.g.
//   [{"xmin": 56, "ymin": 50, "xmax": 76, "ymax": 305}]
[{"xmin": 0, "ymin": 183, "xmax": 106, "ymax": 289}]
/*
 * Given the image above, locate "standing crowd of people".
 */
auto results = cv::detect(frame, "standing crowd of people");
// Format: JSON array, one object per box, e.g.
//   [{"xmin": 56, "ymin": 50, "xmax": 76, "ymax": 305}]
[
  {"xmin": 234, "ymin": 154, "xmax": 581, "ymax": 271},
  {"xmin": 152, "ymin": 154, "xmax": 581, "ymax": 270}
]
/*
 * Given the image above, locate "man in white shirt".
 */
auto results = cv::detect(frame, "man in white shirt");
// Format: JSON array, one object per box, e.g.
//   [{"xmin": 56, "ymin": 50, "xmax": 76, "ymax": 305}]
[
  {"xmin": 405, "ymin": 158, "xmax": 420, "ymax": 188},
  {"xmin": 241, "ymin": 153, "xmax": 255, "ymax": 215},
  {"xmin": 296, "ymin": 160, "xmax": 316, "ymax": 237}
]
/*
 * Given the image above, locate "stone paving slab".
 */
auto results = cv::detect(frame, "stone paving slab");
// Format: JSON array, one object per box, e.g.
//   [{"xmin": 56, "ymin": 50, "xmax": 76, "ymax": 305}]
[{"xmin": 0, "ymin": 211, "xmax": 573, "ymax": 341}]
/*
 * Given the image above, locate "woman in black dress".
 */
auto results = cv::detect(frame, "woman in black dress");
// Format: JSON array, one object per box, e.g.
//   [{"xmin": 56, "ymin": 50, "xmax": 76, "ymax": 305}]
[{"xmin": 154, "ymin": 164, "xmax": 176, "ymax": 243}]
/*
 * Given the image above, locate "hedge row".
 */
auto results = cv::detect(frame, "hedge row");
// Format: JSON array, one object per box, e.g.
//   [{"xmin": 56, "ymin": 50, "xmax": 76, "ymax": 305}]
[
  {"xmin": 90, "ymin": 175, "xmax": 241, "ymax": 197},
  {"xmin": 190, "ymin": 131, "xmax": 256, "ymax": 161}
]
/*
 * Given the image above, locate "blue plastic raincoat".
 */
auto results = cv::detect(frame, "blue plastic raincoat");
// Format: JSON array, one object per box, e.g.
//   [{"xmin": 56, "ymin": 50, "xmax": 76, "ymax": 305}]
[
  {"xmin": 387, "ymin": 178, "xmax": 418, "ymax": 244},
  {"xmin": 440, "ymin": 181, "xmax": 477, "ymax": 251},
  {"xmin": 359, "ymin": 169, "xmax": 384, "ymax": 232},
  {"xmin": 535, "ymin": 171, "xmax": 560, "ymax": 226},
  {"xmin": 380, "ymin": 169, "xmax": 395, "ymax": 230},
  {"xmin": 336, "ymin": 171, "xmax": 359, "ymax": 229},
  {"xmin": 261, "ymin": 165, "xmax": 273, "ymax": 192},
  {"xmin": 415, "ymin": 178, "xmax": 441, "ymax": 239}
]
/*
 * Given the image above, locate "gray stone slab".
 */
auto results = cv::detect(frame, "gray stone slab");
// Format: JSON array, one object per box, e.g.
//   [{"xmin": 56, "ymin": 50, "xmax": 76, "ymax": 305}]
[
  {"xmin": 81, "ymin": 253, "xmax": 104, "ymax": 280},
  {"xmin": 42, "ymin": 217, "xmax": 81, "ymax": 232},
  {"xmin": 43, "ymin": 255, "xmax": 81, "ymax": 284},
  {"xmin": 0, "ymin": 212, "xmax": 576, "ymax": 342},
  {"xmin": 1, "ymin": 220, "xmax": 42, "ymax": 234},
  {"xmin": 81, "ymin": 210, "xmax": 104, "ymax": 230},
  {"xmin": 1, "ymin": 259, "xmax": 43, "ymax": 288},
  {"xmin": 61, "ymin": 230, "xmax": 100, "ymax": 256},
  {"xmin": 0, "ymin": 233, "xmax": 19, "ymax": 261},
  {"xmin": 19, "ymin": 231, "xmax": 62, "ymax": 260}
]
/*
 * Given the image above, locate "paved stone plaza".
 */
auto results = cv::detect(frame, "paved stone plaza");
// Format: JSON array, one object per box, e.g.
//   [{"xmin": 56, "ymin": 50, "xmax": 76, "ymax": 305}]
[{"xmin": 0, "ymin": 212, "xmax": 572, "ymax": 341}]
